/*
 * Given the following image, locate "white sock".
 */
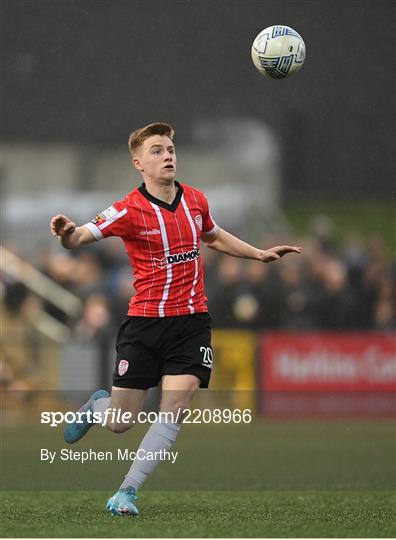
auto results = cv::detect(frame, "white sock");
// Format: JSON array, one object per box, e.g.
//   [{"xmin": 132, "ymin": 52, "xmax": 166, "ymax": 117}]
[
  {"xmin": 120, "ymin": 420, "xmax": 180, "ymax": 491},
  {"xmin": 92, "ymin": 397, "xmax": 110, "ymax": 415}
]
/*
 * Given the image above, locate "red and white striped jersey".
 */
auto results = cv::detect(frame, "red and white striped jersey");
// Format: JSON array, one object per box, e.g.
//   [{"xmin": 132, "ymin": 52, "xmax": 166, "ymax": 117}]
[{"xmin": 84, "ymin": 181, "xmax": 218, "ymax": 317}]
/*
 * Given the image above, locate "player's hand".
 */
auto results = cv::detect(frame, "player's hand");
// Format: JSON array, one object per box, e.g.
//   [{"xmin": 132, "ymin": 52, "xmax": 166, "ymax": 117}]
[
  {"xmin": 259, "ymin": 245, "xmax": 302, "ymax": 262},
  {"xmin": 50, "ymin": 214, "xmax": 76, "ymax": 237}
]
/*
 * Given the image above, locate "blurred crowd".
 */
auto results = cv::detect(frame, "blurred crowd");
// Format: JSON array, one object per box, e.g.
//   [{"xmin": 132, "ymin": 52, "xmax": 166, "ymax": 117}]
[
  {"xmin": 3, "ymin": 221, "xmax": 395, "ymax": 338},
  {"xmin": 206, "ymin": 230, "xmax": 395, "ymax": 331},
  {"xmin": 2, "ymin": 219, "xmax": 395, "ymax": 392}
]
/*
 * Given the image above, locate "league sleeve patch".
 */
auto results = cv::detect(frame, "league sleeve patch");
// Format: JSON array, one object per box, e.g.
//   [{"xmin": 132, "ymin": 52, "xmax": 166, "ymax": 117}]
[
  {"xmin": 91, "ymin": 205, "xmax": 118, "ymax": 225},
  {"xmin": 99, "ymin": 206, "xmax": 118, "ymax": 220}
]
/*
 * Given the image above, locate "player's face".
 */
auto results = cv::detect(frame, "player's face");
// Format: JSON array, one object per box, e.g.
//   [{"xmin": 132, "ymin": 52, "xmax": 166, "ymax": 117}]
[{"xmin": 133, "ymin": 135, "xmax": 177, "ymax": 182}]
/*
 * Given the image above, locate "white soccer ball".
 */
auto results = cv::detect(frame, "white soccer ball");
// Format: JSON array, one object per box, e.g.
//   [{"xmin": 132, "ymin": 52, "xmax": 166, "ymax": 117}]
[{"xmin": 251, "ymin": 25, "xmax": 306, "ymax": 79}]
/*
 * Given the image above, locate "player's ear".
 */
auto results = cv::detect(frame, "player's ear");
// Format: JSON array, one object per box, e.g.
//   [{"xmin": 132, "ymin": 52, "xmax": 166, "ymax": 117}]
[{"xmin": 132, "ymin": 157, "xmax": 143, "ymax": 172}]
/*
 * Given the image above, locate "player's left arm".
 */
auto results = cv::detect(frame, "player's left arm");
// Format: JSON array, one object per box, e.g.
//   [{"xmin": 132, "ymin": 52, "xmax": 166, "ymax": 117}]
[{"xmin": 202, "ymin": 227, "xmax": 302, "ymax": 262}]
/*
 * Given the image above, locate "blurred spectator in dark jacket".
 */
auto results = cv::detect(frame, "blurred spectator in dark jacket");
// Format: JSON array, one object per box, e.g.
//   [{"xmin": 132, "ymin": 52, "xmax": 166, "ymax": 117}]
[
  {"xmin": 208, "ymin": 255, "xmax": 244, "ymax": 328},
  {"xmin": 278, "ymin": 255, "xmax": 314, "ymax": 329},
  {"xmin": 238, "ymin": 260, "xmax": 283, "ymax": 329},
  {"xmin": 312, "ymin": 257, "xmax": 357, "ymax": 329}
]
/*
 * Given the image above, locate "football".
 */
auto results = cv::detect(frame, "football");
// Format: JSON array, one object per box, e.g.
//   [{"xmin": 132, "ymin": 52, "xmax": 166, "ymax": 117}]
[{"xmin": 251, "ymin": 25, "xmax": 306, "ymax": 79}]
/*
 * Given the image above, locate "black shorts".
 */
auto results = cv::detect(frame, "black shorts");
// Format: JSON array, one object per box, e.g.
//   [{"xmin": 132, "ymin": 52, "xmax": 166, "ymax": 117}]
[{"xmin": 113, "ymin": 313, "xmax": 213, "ymax": 389}]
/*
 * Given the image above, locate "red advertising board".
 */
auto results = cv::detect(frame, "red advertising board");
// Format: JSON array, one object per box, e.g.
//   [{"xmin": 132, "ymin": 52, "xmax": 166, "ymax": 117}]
[
  {"xmin": 260, "ymin": 332, "xmax": 396, "ymax": 417},
  {"xmin": 261, "ymin": 332, "xmax": 396, "ymax": 391}
]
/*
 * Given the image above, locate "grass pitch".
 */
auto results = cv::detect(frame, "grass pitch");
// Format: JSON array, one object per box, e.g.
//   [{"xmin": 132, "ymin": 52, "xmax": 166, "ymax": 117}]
[
  {"xmin": 2, "ymin": 490, "xmax": 395, "ymax": 537},
  {"xmin": 2, "ymin": 419, "xmax": 395, "ymax": 537}
]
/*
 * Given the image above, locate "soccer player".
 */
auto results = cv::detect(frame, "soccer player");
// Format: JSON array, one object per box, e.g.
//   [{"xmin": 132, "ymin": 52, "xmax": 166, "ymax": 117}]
[{"xmin": 50, "ymin": 122, "xmax": 301, "ymax": 516}]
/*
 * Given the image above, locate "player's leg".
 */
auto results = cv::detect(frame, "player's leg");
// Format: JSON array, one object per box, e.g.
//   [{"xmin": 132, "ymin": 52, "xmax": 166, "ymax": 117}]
[
  {"xmin": 108, "ymin": 375, "xmax": 203, "ymax": 516},
  {"xmin": 116, "ymin": 374, "xmax": 199, "ymax": 493},
  {"xmin": 115, "ymin": 314, "xmax": 213, "ymax": 495},
  {"xmin": 160, "ymin": 373, "xmax": 201, "ymax": 420},
  {"xmin": 104, "ymin": 387, "xmax": 149, "ymax": 516}
]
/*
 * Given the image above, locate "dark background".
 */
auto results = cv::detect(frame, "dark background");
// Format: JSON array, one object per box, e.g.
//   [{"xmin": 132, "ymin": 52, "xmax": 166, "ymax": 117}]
[{"xmin": 3, "ymin": 0, "xmax": 395, "ymax": 198}]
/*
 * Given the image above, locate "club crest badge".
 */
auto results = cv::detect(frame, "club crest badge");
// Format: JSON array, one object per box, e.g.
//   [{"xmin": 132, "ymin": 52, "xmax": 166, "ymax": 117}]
[
  {"xmin": 195, "ymin": 214, "xmax": 202, "ymax": 230},
  {"xmin": 118, "ymin": 359, "xmax": 129, "ymax": 376}
]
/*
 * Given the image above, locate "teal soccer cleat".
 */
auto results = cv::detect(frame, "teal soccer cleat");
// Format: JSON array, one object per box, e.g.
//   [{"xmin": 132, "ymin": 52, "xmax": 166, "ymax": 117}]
[
  {"xmin": 64, "ymin": 389, "xmax": 109, "ymax": 444},
  {"xmin": 107, "ymin": 487, "xmax": 139, "ymax": 516}
]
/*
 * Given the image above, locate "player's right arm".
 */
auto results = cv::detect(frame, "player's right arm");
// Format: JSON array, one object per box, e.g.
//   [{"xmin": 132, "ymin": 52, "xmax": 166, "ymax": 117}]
[{"xmin": 50, "ymin": 214, "xmax": 96, "ymax": 249}]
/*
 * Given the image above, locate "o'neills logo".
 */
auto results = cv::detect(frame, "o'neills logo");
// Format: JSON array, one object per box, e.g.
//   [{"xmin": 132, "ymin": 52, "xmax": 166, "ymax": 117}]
[
  {"xmin": 154, "ymin": 249, "xmax": 200, "ymax": 269},
  {"xmin": 140, "ymin": 229, "xmax": 160, "ymax": 236}
]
